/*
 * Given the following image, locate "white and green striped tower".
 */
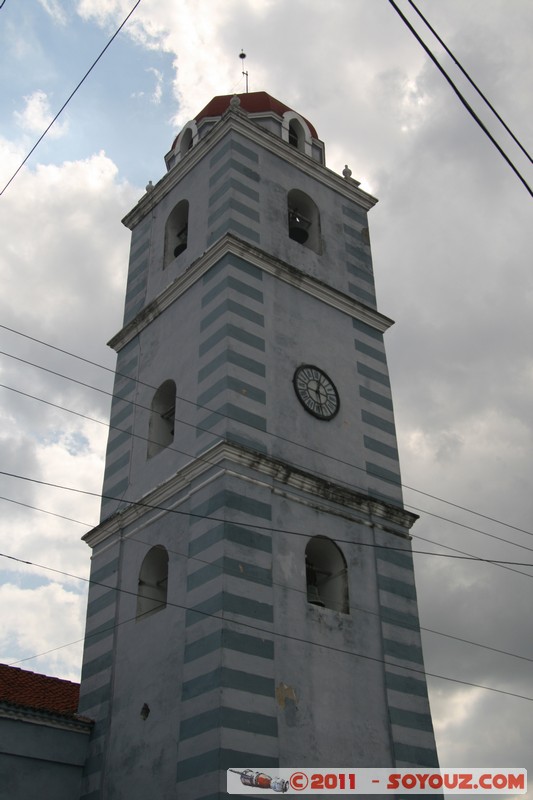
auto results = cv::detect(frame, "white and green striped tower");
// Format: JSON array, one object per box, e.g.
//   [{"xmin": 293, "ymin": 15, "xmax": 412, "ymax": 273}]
[{"xmin": 78, "ymin": 92, "xmax": 439, "ymax": 800}]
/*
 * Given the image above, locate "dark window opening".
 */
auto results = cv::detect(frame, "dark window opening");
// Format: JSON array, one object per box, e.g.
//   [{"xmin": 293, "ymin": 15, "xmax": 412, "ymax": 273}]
[
  {"xmin": 305, "ymin": 536, "xmax": 349, "ymax": 614},
  {"xmin": 180, "ymin": 128, "xmax": 194, "ymax": 156},
  {"xmin": 288, "ymin": 208, "xmax": 311, "ymax": 244},
  {"xmin": 173, "ymin": 223, "xmax": 188, "ymax": 258},
  {"xmin": 288, "ymin": 119, "xmax": 305, "ymax": 152},
  {"xmin": 287, "ymin": 189, "xmax": 321, "ymax": 253},
  {"xmin": 147, "ymin": 380, "xmax": 176, "ymax": 458},
  {"xmin": 136, "ymin": 546, "xmax": 169, "ymax": 620},
  {"xmin": 289, "ymin": 123, "xmax": 299, "ymax": 147},
  {"xmin": 164, "ymin": 200, "xmax": 189, "ymax": 268}
]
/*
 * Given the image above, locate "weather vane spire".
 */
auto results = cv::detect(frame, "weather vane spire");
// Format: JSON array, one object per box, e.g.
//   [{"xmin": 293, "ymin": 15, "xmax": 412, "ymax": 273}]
[{"xmin": 239, "ymin": 49, "xmax": 249, "ymax": 93}]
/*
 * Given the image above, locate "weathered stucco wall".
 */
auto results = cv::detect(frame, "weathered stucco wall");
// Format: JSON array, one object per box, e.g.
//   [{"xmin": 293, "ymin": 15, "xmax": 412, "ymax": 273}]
[{"xmin": 0, "ymin": 715, "xmax": 89, "ymax": 800}]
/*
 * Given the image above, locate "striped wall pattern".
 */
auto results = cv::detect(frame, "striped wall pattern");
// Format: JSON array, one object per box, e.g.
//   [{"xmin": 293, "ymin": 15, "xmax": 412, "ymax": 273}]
[
  {"xmin": 100, "ymin": 338, "xmax": 140, "ymax": 522},
  {"xmin": 176, "ymin": 482, "xmax": 278, "ymax": 798},
  {"xmin": 123, "ymin": 215, "xmax": 152, "ymax": 325},
  {"xmin": 207, "ymin": 137, "xmax": 261, "ymax": 248},
  {"xmin": 374, "ymin": 532, "xmax": 440, "ymax": 768},
  {"xmin": 342, "ymin": 203, "xmax": 377, "ymax": 309},
  {"xmin": 196, "ymin": 253, "xmax": 268, "ymax": 456},
  {"xmin": 78, "ymin": 547, "xmax": 121, "ymax": 799},
  {"xmin": 352, "ymin": 318, "xmax": 403, "ymax": 506}
]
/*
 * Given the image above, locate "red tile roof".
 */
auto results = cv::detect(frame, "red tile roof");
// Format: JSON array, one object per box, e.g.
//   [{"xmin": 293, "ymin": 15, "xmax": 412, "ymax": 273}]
[
  {"xmin": 195, "ymin": 91, "xmax": 318, "ymax": 138},
  {"xmin": 169, "ymin": 91, "xmax": 320, "ymax": 151},
  {"xmin": 0, "ymin": 663, "xmax": 80, "ymax": 717}
]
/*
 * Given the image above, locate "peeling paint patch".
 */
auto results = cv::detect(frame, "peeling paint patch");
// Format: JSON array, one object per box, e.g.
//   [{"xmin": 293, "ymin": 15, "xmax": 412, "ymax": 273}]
[{"xmin": 275, "ymin": 681, "xmax": 298, "ymax": 709}]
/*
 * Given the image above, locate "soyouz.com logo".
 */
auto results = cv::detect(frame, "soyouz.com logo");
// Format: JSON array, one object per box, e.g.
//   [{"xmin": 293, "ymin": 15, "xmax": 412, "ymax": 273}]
[{"xmin": 227, "ymin": 768, "xmax": 527, "ymax": 794}]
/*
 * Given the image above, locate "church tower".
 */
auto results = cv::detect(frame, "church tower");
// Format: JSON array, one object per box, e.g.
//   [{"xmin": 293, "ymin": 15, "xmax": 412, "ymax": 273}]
[{"xmin": 78, "ymin": 92, "xmax": 439, "ymax": 799}]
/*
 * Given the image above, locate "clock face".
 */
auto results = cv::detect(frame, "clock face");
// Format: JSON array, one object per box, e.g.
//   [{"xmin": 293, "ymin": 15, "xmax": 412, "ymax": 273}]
[{"xmin": 293, "ymin": 365, "xmax": 340, "ymax": 420}]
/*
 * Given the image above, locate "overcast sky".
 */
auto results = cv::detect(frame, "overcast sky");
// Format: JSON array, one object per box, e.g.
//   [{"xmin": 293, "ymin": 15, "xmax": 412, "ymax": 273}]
[{"xmin": 0, "ymin": 0, "xmax": 532, "ymax": 794}]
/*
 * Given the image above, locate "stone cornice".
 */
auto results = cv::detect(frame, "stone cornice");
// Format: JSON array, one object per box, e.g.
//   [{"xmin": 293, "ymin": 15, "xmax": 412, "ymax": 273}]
[
  {"xmin": 108, "ymin": 233, "xmax": 394, "ymax": 352},
  {"xmin": 0, "ymin": 702, "xmax": 93, "ymax": 733},
  {"xmin": 122, "ymin": 106, "xmax": 377, "ymax": 231},
  {"xmin": 84, "ymin": 440, "xmax": 417, "ymax": 549}
]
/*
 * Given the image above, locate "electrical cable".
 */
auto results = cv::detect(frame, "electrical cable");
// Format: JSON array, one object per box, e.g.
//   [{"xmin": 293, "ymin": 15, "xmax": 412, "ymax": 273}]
[
  {"xmin": 3, "ymin": 346, "xmax": 530, "ymax": 678},
  {"xmin": 2, "ymin": 374, "xmax": 533, "ymax": 565},
  {"xmin": 6, "ymin": 558, "xmax": 533, "ymax": 687},
  {"xmin": 4, "ymin": 488, "xmax": 532, "ymax": 571},
  {"xmin": 3, "ymin": 346, "xmax": 533, "ymax": 574},
  {"xmin": 7, "ymin": 332, "xmax": 533, "ymax": 535},
  {"xmin": 2, "ymin": 469, "xmax": 532, "ymax": 581},
  {"xmin": 406, "ymin": 0, "xmax": 532, "ymax": 164},
  {"xmin": 5, "ymin": 493, "xmax": 533, "ymax": 662},
  {"xmin": 386, "ymin": 0, "xmax": 532, "ymax": 196},
  {"xmin": 3, "ymin": 550, "xmax": 532, "ymax": 703},
  {"xmin": 411, "ymin": 529, "xmax": 528, "ymax": 568},
  {"xmin": 0, "ymin": 0, "xmax": 142, "ymax": 197},
  {"xmin": 5, "ymin": 494, "xmax": 533, "ymax": 669},
  {"xmin": 0, "ymin": 328, "xmax": 531, "ymax": 539},
  {"xmin": 0, "ymin": 494, "xmax": 90, "ymax": 526},
  {"xmin": 5, "ymin": 346, "xmax": 533, "ymax": 574},
  {"xmin": 4, "ymin": 481, "xmax": 533, "ymax": 571}
]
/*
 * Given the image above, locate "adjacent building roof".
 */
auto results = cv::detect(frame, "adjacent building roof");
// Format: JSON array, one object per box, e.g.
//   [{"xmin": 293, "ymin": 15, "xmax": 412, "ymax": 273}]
[
  {"xmin": 0, "ymin": 663, "xmax": 81, "ymax": 718},
  {"xmin": 194, "ymin": 91, "xmax": 318, "ymax": 138}
]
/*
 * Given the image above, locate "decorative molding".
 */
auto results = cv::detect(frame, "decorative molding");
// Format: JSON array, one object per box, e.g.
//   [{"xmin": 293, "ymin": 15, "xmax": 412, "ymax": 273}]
[
  {"xmin": 108, "ymin": 233, "xmax": 394, "ymax": 352},
  {"xmin": 84, "ymin": 440, "xmax": 417, "ymax": 549},
  {"xmin": 0, "ymin": 703, "xmax": 93, "ymax": 733},
  {"xmin": 123, "ymin": 107, "xmax": 377, "ymax": 231}
]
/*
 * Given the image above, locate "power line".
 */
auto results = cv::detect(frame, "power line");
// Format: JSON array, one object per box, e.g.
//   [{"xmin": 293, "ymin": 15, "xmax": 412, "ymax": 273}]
[
  {"xmin": 9, "ymin": 550, "xmax": 533, "ymax": 675},
  {"xmin": 406, "ymin": 0, "xmax": 532, "ymax": 164},
  {"xmin": 3, "ymin": 550, "xmax": 532, "ymax": 703},
  {"xmin": 5, "ymin": 492, "xmax": 533, "ymax": 661},
  {"xmin": 3, "ymin": 483, "xmax": 533, "ymax": 571},
  {"xmin": 8, "ymin": 523, "xmax": 533, "ymax": 663},
  {"xmin": 4, "ymin": 487, "xmax": 532, "ymax": 570},
  {"xmin": 1, "ymin": 326, "xmax": 531, "ymax": 540},
  {"xmin": 386, "ymin": 0, "xmax": 532, "ymax": 196},
  {"xmin": 2, "ymin": 365, "xmax": 533, "ymax": 574},
  {"xmin": 2, "ymin": 373, "xmax": 533, "ymax": 568},
  {"xmin": 411, "ymin": 530, "xmax": 533, "ymax": 580},
  {"xmin": 6, "ymin": 495, "xmax": 533, "ymax": 674},
  {"xmin": 2, "ymin": 469, "xmax": 532, "ymax": 581},
  {"xmin": 3, "ymin": 351, "xmax": 533, "ymax": 575},
  {"xmin": 0, "ymin": 0, "xmax": 142, "ymax": 197},
  {"xmin": 0, "ymin": 494, "xmax": 90, "ymax": 526}
]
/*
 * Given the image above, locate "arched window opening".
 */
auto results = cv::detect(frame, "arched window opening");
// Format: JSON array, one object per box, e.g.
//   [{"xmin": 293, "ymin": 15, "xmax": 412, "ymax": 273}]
[
  {"xmin": 165, "ymin": 121, "xmax": 198, "ymax": 172},
  {"xmin": 288, "ymin": 119, "xmax": 305, "ymax": 151},
  {"xmin": 305, "ymin": 536, "xmax": 349, "ymax": 614},
  {"xmin": 287, "ymin": 189, "xmax": 321, "ymax": 253},
  {"xmin": 136, "ymin": 546, "xmax": 168, "ymax": 620},
  {"xmin": 164, "ymin": 200, "xmax": 189, "ymax": 268},
  {"xmin": 282, "ymin": 112, "xmax": 313, "ymax": 156},
  {"xmin": 147, "ymin": 380, "xmax": 176, "ymax": 458},
  {"xmin": 180, "ymin": 127, "xmax": 194, "ymax": 156}
]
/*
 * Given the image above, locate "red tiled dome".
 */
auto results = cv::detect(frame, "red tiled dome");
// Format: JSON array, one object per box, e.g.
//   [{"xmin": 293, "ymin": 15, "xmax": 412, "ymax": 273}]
[
  {"xmin": 195, "ymin": 91, "xmax": 318, "ymax": 138},
  {"xmin": 170, "ymin": 91, "xmax": 318, "ymax": 152}
]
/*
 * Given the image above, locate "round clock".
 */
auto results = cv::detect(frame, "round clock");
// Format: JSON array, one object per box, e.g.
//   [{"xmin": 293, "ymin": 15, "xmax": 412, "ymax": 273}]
[{"xmin": 293, "ymin": 364, "xmax": 340, "ymax": 420}]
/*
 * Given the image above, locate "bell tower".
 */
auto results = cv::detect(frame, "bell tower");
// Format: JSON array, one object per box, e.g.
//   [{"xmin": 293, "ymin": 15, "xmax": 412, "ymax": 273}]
[{"xmin": 78, "ymin": 92, "xmax": 439, "ymax": 799}]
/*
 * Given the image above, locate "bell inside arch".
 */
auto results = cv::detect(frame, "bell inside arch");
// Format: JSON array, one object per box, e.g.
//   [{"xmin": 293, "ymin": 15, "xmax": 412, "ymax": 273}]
[
  {"xmin": 307, "ymin": 584, "xmax": 325, "ymax": 607},
  {"xmin": 306, "ymin": 557, "xmax": 326, "ymax": 607},
  {"xmin": 288, "ymin": 209, "xmax": 310, "ymax": 244},
  {"xmin": 174, "ymin": 224, "xmax": 188, "ymax": 258}
]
